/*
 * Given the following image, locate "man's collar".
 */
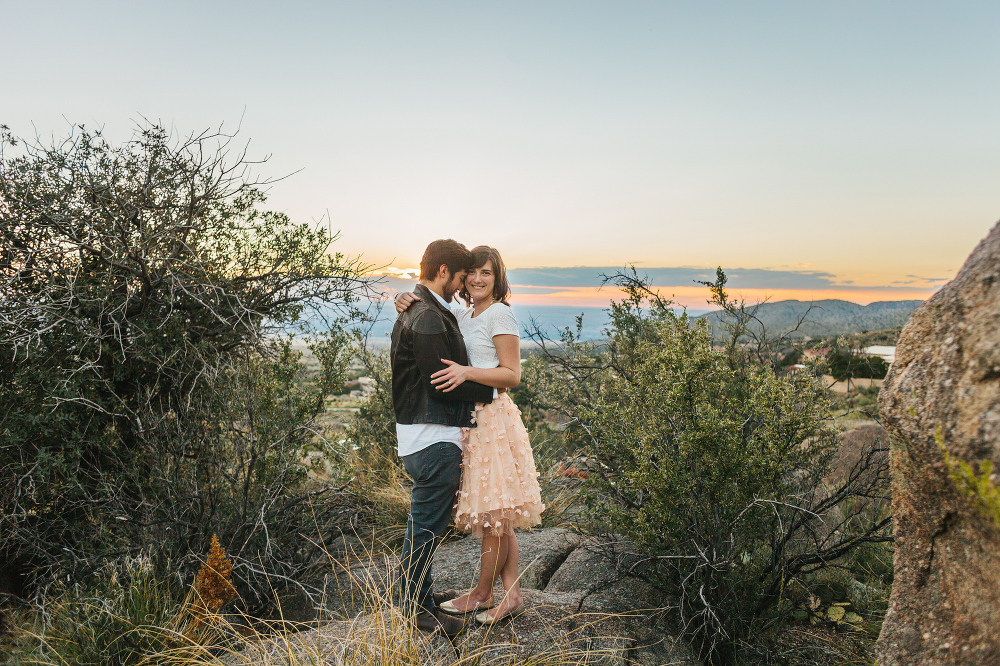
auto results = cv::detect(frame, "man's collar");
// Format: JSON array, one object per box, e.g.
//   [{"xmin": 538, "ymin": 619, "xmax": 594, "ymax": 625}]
[{"xmin": 414, "ymin": 283, "xmax": 452, "ymax": 311}]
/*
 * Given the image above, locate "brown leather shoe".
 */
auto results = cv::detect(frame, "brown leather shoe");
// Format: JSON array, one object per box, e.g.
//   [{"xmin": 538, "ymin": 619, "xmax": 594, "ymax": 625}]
[
  {"xmin": 415, "ymin": 609, "xmax": 465, "ymax": 637},
  {"xmin": 432, "ymin": 589, "xmax": 460, "ymax": 605}
]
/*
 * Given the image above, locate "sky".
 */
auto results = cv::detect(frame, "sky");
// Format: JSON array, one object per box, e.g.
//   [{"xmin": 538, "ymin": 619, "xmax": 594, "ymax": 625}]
[{"xmin": 4, "ymin": 1, "xmax": 999, "ymax": 309}]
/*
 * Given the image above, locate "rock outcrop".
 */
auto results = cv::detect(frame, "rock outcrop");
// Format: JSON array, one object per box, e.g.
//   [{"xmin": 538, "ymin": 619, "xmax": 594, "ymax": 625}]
[
  {"xmin": 876, "ymin": 221, "xmax": 1000, "ymax": 665},
  {"xmin": 231, "ymin": 585, "xmax": 689, "ymax": 666},
  {"xmin": 545, "ymin": 536, "xmax": 664, "ymax": 613},
  {"xmin": 262, "ymin": 527, "xmax": 698, "ymax": 665}
]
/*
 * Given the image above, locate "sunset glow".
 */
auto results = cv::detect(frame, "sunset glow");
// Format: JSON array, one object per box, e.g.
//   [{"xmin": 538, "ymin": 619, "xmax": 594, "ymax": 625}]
[
  {"xmin": 374, "ymin": 267, "xmax": 940, "ymax": 309},
  {"xmin": 5, "ymin": 3, "xmax": 999, "ymax": 302},
  {"xmin": 507, "ymin": 285, "xmax": 938, "ymax": 310}
]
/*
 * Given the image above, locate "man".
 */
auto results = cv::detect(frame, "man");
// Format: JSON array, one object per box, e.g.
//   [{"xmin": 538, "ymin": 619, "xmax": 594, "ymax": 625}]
[{"xmin": 391, "ymin": 239, "xmax": 495, "ymax": 636}]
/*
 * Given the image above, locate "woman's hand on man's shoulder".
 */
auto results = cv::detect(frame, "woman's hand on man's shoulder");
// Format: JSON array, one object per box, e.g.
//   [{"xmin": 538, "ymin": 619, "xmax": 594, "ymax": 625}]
[{"xmin": 395, "ymin": 291, "xmax": 420, "ymax": 313}]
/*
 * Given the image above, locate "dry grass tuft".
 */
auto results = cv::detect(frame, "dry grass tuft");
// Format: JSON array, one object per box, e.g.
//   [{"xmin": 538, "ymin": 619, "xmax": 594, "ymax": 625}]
[{"xmin": 3, "ymin": 534, "xmax": 637, "ymax": 666}]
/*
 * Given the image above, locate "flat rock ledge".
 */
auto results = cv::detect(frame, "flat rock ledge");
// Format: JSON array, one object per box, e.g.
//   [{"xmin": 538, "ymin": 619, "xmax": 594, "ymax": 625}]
[
  {"xmin": 225, "ymin": 590, "xmax": 690, "ymax": 666},
  {"xmin": 238, "ymin": 527, "xmax": 698, "ymax": 665}
]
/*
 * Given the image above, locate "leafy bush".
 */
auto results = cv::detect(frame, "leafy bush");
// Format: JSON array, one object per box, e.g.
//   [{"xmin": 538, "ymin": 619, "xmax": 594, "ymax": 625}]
[
  {"xmin": 524, "ymin": 269, "xmax": 891, "ymax": 664},
  {"xmin": 344, "ymin": 342, "xmax": 402, "ymax": 479},
  {"xmin": 826, "ymin": 350, "xmax": 889, "ymax": 380},
  {"xmin": 0, "ymin": 123, "xmax": 373, "ymax": 606}
]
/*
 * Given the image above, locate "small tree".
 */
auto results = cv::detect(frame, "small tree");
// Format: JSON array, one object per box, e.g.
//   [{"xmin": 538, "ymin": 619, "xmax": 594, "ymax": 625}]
[
  {"xmin": 695, "ymin": 267, "xmax": 816, "ymax": 372},
  {"xmin": 825, "ymin": 348, "xmax": 890, "ymax": 381}
]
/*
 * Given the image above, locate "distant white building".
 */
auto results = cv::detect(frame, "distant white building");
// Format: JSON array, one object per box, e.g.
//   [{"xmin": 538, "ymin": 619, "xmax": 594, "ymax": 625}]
[
  {"xmin": 350, "ymin": 376, "xmax": 377, "ymax": 398},
  {"xmin": 863, "ymin": 346, "xmax": 896, "ymax": 364}
]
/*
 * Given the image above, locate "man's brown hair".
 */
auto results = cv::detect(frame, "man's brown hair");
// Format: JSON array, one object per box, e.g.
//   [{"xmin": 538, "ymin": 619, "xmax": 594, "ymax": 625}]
[{"xmin": 419, "ymin": 239, "xmax": 474, "ymax": 281}]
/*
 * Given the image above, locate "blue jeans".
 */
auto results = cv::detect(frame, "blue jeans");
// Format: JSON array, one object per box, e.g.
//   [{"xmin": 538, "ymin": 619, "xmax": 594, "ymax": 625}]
[{"xmin": 398, "ymin": 441, "xmax": 462, "ymax": 615}]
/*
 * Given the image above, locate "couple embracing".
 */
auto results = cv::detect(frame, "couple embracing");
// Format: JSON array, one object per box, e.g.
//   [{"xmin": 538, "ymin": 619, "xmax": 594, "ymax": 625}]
[{"xmin": 391, "ymin": 239, "xmax": 544, "ymax": 637}]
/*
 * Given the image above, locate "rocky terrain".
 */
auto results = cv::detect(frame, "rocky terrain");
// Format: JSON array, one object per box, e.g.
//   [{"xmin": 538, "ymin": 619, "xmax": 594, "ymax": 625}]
[{"xmin": 242, "ymin": 528, "xmax": 699, "ymax": 665}]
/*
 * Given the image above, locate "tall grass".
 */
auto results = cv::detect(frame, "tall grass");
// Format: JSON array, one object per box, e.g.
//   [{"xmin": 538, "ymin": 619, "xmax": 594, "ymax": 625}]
[
  {"xmin": 4, "ymin": 539, "xmax": 633, "ymax": 666},
  {"xmin": 4, "ymin": 556, "xmax": 215, "ymax": 666}
]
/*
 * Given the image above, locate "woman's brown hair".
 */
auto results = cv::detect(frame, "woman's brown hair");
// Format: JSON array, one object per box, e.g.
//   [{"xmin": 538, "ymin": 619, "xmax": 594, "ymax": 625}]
[{"xmin": 459, "ymin": 246, "xmax": 511, "ymax": 306}]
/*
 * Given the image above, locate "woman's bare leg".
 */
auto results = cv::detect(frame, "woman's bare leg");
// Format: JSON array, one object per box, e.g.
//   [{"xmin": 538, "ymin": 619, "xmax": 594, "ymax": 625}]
[
  {"xmin": 485, "ymin": 530, "xmax": 523, "ymax": 619},
  {"xmin": 446, "ymin": 532, "xmax": 507, "ymax": 612}
]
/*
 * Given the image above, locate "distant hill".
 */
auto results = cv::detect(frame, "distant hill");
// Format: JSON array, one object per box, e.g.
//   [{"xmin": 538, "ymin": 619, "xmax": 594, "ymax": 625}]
[
  {"xmin": 306, "ymin": 297, "xmax": 922, "ymax": 346},
  {"xmin": 694, "ymin": 299, "xmax": 923, "ymax": 339}
]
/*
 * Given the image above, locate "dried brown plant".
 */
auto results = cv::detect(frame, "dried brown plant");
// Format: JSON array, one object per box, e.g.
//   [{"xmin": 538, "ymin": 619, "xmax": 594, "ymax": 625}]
[{"xmin": 196, "ymin": 535, "xmax": 235, "ymax": 613}]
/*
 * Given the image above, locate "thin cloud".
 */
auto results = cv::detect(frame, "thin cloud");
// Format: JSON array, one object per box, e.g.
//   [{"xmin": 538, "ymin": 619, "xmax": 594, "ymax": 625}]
[
  {"xmin": 508, "ymin": 266, "xmax": 844, "ymax": 290},
  {"xmin": 905, "ymin": 274, "xmax": 949, "ymax": 283},
  {"xmin": 374, "ymin": 267, "xmax": 942, "ymax": 309},
  {"xmin": 383, "ymin": 267, "xmax": 945, "ymax": 293}
]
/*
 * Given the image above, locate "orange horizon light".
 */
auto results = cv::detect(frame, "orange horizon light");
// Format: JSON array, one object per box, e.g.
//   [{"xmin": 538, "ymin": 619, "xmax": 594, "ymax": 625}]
[{"xmin": 505, "ymin": 284, "xmax": 940, "ymax": 309}]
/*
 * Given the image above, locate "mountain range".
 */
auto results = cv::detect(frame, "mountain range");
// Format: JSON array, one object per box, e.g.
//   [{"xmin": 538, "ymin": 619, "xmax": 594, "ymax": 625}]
[
  {"xmin": 330, "ymin": 298, "xmax": 923, "ymax": 346},
  {"xmin": 693, "ymin": 299, "xmax": 923, "ymax": 339}
]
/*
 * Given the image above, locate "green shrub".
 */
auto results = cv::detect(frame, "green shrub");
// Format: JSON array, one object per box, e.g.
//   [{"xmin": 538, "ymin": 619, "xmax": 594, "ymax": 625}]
[
  {"xmin": 343, "ymin": 342, "xmax": 402, "ymax": 480},
  {"xmin": 0, "ymin": 123, "xmax": 372, "ymax": 607},
  {"xmin": 826, "ymin": 351, "xmax": 889, "ymax": 380},
  {"xmin": 524, "ymin": 269, "xmax": 891, "ymax": 664}
]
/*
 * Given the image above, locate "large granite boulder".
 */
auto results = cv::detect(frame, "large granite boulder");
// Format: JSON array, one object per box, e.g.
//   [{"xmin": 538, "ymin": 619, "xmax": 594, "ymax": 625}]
[
  {"xmin": 545, "ymin": 536, "xmax": 665, "ymax": 614},
  {"xmin": 305, "ymin": 528, "xmax": 581, "ymax": 620},
  {"xmin": 876, "ymin": 221, "xmax": 1000, "ymax": 665},
  {"xmin": 456, "ymin": 587, "xmax": 698, "ymax": 666},
  {"xmin": 825, "ymin": 423, "xmax": 890, "ymax": 490}
]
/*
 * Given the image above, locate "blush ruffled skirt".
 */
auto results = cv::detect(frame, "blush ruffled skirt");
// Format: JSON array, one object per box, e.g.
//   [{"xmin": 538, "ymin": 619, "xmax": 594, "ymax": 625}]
[{"xmin": 454, "ymin": 393, "xmax": 545, "ymax": 537}]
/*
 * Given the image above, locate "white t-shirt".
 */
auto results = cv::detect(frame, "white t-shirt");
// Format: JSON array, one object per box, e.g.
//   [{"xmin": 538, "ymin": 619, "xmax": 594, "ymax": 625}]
[
  {"xmin": 395, "ymin": 289, "xmax": 466, "ymax": 457},
  {"xmin": 395, "ymin": 297, "xmax": 519, "ymax": 458},
  {"xmin": 455, "ymin": 303, "xmax": 520, "ymax": 369}
]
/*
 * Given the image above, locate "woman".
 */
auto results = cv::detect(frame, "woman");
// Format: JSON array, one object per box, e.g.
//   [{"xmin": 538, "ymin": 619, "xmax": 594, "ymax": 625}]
[{"xmin": 395, "ymin": 245, "xmax": 544, "ymax": 624}]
